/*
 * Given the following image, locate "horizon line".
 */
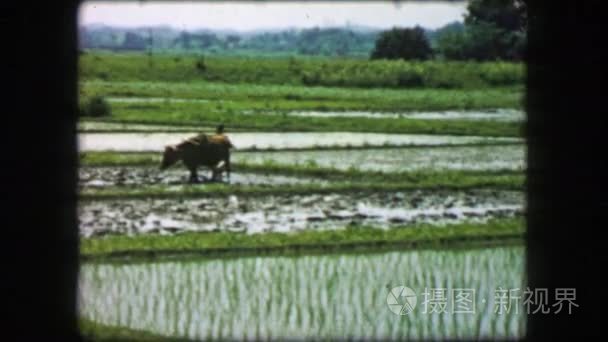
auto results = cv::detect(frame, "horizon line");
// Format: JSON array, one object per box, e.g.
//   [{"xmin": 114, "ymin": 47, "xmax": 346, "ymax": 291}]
[{"xmin": 80, "ymin": 20, "xmax": 464, "ymax": 33}]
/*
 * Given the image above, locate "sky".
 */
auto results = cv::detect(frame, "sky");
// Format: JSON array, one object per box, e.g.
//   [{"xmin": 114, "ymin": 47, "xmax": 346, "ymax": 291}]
[{"xmin": 79, "ymin": 1, "xmax": 468, "ymax": 31}]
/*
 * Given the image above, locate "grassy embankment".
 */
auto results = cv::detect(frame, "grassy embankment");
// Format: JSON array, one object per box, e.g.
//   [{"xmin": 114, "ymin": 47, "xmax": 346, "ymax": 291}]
[{"xmin": 81, "ymin": 217, "xmax": 524, "ymax": 262}]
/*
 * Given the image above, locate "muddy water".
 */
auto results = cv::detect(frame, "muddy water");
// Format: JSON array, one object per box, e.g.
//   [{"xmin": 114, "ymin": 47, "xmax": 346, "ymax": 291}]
[
  {"xmin": 273, "ymin": 108, "xmax": 524, "ymax": 122},
  {"xmin": 234, "ymin": 145, "xmax": 525, "ymax": 172},
  {"xmin": 79, "ymin": 166, "xmax": 326, "ymax": 188},
  {"xmin": 79, "ymin": 189, "xmax": 523, "ymax": 237},
  {"xmin": 79, "ymin": 245, "xmax": 525, "ymax": 339},
  {"xmin": 78, "ymin": 132, "xmax": 521, "ymax": 152}
]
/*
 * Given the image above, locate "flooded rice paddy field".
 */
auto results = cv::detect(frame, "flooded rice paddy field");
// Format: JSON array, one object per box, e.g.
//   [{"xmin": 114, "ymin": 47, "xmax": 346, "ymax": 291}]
[
  {"xmin": 260, "ymin": 108, "xmax": 525, "ymax": 122},
  {"xmin": 78, "ymin": 132, "xmax": 521, "ymax": 152},
  {"xmin": 79, "ymin": 189, "xmax": 523, "ymax": 237},
  {"xmin": 234, "ymin": 145, "xmax": 525, "ymax": 172},
  {"xmin": 79, "ymin": 144, "xmax": 523, "ymax": 189},
  {"xmin": 79, "ymin": 166, "xmax": 325, "ymax": 188},
  {"xmin": 78, "ymin": 112, "xmax": 526, "ymax": 339},
  {"xmin": 101, "ymin": 98, "xmax": 525, "ymax": 122},
  {"xmin": 79, "ymin": 121, "xmax": 214, "ymax": 132},
  {"xmin": 79, "ymin": 245, "xmax": 525, "ymax": 340}
]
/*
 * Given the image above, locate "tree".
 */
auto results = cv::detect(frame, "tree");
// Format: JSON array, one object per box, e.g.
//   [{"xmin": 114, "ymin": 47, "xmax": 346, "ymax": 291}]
[
  {"xmin": 226, "ymin": 35, "xmax": 241, "ymax": 48},
  {"xmin": 435, "ymin": 30, "xmax": 469, "ymax": 60},
  {"xmin": 370, "ymin": 26, "xmax": 432, "ymax": 60},
  {"xmin": 172, "ymin": 31, "xmax": 192, "ymax": 50},
  {"xmin": 437, "ymin": 21, "xmax": 505, "ymax": 61},
  {"xmin": 194, "ymin": 33, "xmax": 219, "ymax": 49},
  {"xmin": 436, "ymin": 0, "xmax": 527, "ymax": 61},
  {"xmin": 465, "ymin": 0, "xmax": 526, "ymax": 60},
  {"xmin": 465, "ymin": 0, "xmax": 527, "ymax": 33},
  {"xmin": 426, "ymin": 21, "xmax": 465, "ymax": 49},
  {"xmin": 121, "ymin": 32, "xmax": 147, "ymax": 50},
  {"xmin": 195, "ymin": 55, "xmax": 206, "ymax": 72}
]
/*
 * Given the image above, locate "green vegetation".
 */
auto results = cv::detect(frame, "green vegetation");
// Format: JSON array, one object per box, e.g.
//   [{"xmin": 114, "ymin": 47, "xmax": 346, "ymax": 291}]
[
  {"xmin": 81, "ymin": 79, "xmax": 522, "ymax": 107},
  {"xmin": 435, "ymin": 0, "xmax": 526, "ymax": 61},
  {"xmin": 79, "ymin": 53, "xmax": 524, "ymax": 136},
  {"xmin": 80, "ymin": 53, "xmax": 523, "ymax": 89},
  {"xmin": 369, "ymin": 0, "xmax": 527, "ymax": 62},
  {"xmin": 80, "ymin": 151, "xmax": 160, "ymax": 166},
  {"xmin": 80, "ymin": 318, "xmax": 183, "ymax": 341},
  {"xmin": 80, "ymin": 78, "xmax": 523, "ymax": 136},
  {"xmin": 371, "ymin": 26, "xmax": 433, "ymax": 61},
  {"xmin": 81, "ymin": 218, "xmax": 523, "ymax": 261},
  {"xmin": 90, "ymin": 102, "xmax": 522, "ymax": 136},
  {"xmin": 79, "ymin": 95, "xmax": 111, "ymax": 117},
  {"xmin": 80, "ymin": 243, "xmax": 525, "ymax": 339}
]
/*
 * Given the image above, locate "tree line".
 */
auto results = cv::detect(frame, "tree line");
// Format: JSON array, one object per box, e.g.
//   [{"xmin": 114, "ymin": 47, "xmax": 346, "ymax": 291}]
[
  {"xmin": 79, "ymin": 0, "xmax": 526, "ymax": 61},
  {"xmin": 78, "ymin": 25, "xmax": 381, "ymax": 57},
  {"xmin": 372, "ymin": 0, "xmax": 527, "ymax": 61}
]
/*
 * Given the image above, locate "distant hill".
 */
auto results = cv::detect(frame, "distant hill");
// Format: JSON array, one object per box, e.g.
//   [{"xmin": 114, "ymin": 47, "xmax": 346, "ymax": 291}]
[{"xmin": 78, "ymin": 23, "xmax": 462, "ymax": 57}]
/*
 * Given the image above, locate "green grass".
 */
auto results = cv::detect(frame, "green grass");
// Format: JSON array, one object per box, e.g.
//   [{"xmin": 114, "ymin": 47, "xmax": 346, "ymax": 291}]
[
  {"xmin": 82, "ymin": 78, "xmax": 522, "ymax": 116},
  {"xmin": 80, "ymin": 53, "xmax": 524, "ymax": 89},
  {"xmin": 80, "ymin": 151, "xmax": 160, "ymax": 166},
  {"xmin": 86, "ymin": 99, "xmax": 521, "ymax": 136},
  {"xmin": 80, "ymin": 79, "xmax": 523, "ymax": 136},
  {"xmin": 79, "ymin": 54, "xmax": 524, "ymax": 136},
  {"xmin": 80, "ymin": 318, "xmax": 186, "ymax": 341},
  {"xmin": 81, "ymin": 218, "xmax": 524, "ymax": 261},
  {"xmin": 82, "ymin": 80, "xmax": 522, "ymax": 110}
]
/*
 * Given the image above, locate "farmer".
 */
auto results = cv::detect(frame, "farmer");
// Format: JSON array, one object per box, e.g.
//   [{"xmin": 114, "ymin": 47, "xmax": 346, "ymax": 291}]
[{"xmin": 209, "ymin": 123, "xmax": 234, "ymax": 149}]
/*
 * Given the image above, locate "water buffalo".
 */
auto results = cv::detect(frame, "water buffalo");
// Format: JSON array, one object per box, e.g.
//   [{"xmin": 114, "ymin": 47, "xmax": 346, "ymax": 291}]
[{"xmin": 160, "ymin": 134, "xmax": 231, "ymax": 183}]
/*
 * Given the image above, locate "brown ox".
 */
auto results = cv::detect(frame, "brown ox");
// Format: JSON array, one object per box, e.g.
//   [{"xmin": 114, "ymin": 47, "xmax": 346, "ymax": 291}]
[{"xmin": 160, "ymin": 134, "xmax": 231, "ymax": 183}]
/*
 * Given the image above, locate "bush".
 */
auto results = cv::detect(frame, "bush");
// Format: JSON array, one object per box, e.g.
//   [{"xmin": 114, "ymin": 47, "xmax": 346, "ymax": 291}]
[
  {"xmin": 80, "ymin": 95, "xmax": 111, "ymax": 117},
  {"xmin": 96, "ymin": 71, "xmax": 110, "ymax": 80},
  {"xmin": 301, "ymin": 71, "xmax": 321, "ymax": 86},
  {"xmin": 478, "ymin": 62, "xmax": 523, "ymax": 86},
  {"xmin": 396, "ymin": 70, "xmax": 424, "ymax": 87},
  {"xmin": 370, "ymin": 27, "xmax": 432, "ymax": 61},
  {"xmin": 195, "ymin": 56, "xmax": 207, "ymax": 72}
]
